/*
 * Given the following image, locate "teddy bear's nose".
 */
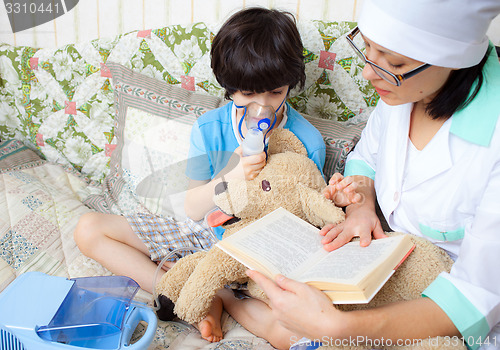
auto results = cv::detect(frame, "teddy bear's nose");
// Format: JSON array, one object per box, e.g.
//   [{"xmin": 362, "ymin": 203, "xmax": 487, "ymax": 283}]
[
  {"xmin": 215, "ymin": 181, "xmax": 228, "ymax": 195},
  {"xmin": 261, "ymin": 180, "xmax": 271, "ymax": 192}
]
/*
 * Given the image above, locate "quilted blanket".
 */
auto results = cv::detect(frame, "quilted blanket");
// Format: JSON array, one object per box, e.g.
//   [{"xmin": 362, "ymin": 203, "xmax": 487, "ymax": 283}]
[{"xmin": 0, "ymin": 139, "xmax": 274, "ymax": 349}]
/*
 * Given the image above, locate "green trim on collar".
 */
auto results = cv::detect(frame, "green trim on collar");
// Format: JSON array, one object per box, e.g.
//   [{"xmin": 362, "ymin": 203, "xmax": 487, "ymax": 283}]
[
  {"xmin": 344, "ymin": 159, "xmax": 375, "ymax": 180},
  {"xmin": 450, "ymin": 44, "xmax": 500, "ymax": 147},
  {"xmin": 423, "ymin": 276, "xmax": 490, "ymax": 350}
]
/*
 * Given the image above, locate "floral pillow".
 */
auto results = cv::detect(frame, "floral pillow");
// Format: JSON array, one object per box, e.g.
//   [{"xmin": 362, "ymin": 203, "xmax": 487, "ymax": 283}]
[
  {"xmin": 290, "ymin": 21, "xmax": 378, "ymax": 123},
  {"xmin": 83, "ymin": 62, "xmax": 222, "ymax": 220},
  {"xmin": 0, "ymin": 23, "xmax": 219, "ymax": 183},
  {"xmin": 0, "ymin": 20, "xmax": 377, "ymax": 184}
]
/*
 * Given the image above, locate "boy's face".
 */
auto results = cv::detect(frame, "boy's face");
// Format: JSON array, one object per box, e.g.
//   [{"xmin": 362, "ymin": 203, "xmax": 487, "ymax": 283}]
[{"xmin": 232, "ymin": 85, "xmax": 289, "ymax": 119}]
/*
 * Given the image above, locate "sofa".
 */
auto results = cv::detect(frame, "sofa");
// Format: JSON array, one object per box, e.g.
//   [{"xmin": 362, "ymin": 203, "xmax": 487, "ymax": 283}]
[{"xmin": 0, "ymin": 19, "xmax": 377, "ymax": 348}]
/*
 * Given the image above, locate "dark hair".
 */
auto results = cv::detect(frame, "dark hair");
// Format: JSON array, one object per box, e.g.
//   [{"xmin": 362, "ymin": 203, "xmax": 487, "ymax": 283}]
[
  {"xmin": 426, "ymin": 46, "xmax": 492, "ymax": 119},
  {"xmin": 211, "ymin": 7, "xmax": 306, "ymax": 100}
]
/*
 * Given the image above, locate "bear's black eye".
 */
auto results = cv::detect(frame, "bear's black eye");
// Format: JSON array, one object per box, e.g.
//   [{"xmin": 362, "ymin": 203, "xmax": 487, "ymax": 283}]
[{"xmin": 262, "ymin": 180, "xmax": 271, "ymax": 192}]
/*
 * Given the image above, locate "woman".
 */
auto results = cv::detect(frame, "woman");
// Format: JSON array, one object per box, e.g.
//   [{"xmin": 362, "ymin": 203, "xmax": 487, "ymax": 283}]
[{"xmin": 244, "ymin": 0, "xmax": 500, "ymax": 349}]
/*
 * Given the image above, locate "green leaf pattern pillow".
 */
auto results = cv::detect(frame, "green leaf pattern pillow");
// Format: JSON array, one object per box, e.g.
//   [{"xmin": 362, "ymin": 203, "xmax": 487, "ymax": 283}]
[{"xmin": 0, "ymin": 21, "xmax": 377, "ymax": 182}]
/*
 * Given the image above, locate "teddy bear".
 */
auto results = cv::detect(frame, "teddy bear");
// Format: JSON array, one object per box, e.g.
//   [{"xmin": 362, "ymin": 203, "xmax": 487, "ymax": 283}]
[
  {"xmin": 155, "ymin": 129, "xmax": 463, "ymax": 350},
  {"xmin": 155, "ymin": 128, "xmax": 345, "ymax": 322}
]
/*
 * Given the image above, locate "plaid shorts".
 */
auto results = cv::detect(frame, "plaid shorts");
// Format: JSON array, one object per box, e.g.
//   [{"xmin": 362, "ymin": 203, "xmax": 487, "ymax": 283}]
[{"xmin": 125, "ymin": 213, "xmax": 218, "ymax": 262}]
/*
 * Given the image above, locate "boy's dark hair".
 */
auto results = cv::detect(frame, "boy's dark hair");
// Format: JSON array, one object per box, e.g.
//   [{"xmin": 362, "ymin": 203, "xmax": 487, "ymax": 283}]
[
  {"xmin": 211, "ymin": 7, "xmax": 306, "ymax": 100},
  {"xmin": 427, "ymin": 46, "xmax": 492, "ymax": 119}
]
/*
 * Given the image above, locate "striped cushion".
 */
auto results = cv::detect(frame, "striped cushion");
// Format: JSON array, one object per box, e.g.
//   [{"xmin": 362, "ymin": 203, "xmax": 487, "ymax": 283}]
[
  {"xmin": 304, "ymin": 114, "xmax": 366, "ymax": 179},
  {"xmin": 84, "ymin": 62, "xmax": 222, "ymax": 220},
  {"xmin": 0, "ymin": 140, "xmax": 44, "ymax": 173}
]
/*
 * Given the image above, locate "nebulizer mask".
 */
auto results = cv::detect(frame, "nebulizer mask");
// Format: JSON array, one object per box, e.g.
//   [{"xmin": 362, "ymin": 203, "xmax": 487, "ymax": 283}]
[{"xmin": 235, "ymin": 96, "xmax": 287, "ymax": 156}]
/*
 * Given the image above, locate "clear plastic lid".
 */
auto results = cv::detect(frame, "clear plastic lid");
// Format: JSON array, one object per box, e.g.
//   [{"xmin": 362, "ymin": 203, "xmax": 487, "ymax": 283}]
[
  {"xmin": 244, "ymin": 102, "xmax": 275, "ymax": 133},
  {"xmin": 36, "ymin": 275, "xmax": 139, "ymax": 344}
]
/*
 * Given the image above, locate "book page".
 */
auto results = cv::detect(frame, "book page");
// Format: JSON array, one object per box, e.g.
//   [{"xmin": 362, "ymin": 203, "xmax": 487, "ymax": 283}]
[
  {"xmin": 295, "ymin": 236, "xmax": 402, "ymax": 285},
  {"xmin": 218, "ymin": 208, "xmax": 324, "ymax": 276},
  {"xmin": 322, "ymin": 271, "xmax": 395, "ymax": 304}
]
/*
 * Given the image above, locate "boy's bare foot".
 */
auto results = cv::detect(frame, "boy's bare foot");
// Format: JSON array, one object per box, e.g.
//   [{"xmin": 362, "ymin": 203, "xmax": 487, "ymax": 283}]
[{"xmin": 197, "ymin": 295, "xmax": 223, "ymax": 342}]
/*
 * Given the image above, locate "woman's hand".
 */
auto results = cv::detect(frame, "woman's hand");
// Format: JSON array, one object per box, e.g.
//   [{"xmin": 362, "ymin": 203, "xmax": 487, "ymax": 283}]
[
  {"xmin": 320, "ymin": 205, "xmax": 386, "ymax": 251},
  {"xmin": 323, "ymin": 173, "xmax": 362, "ymax": 207},
  {"xmin": 246, "ymin": 270, "xmax": 348, "ymax": 340},
  {"xmin": 320, "ymin": 175, "xmax": 386, "ymax": 251}
]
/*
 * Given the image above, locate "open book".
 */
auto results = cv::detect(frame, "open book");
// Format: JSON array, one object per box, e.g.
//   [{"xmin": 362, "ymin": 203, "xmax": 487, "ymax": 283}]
[{"xmin": 216, "ymin": 207, "xmax": 415, "ymax": 304}]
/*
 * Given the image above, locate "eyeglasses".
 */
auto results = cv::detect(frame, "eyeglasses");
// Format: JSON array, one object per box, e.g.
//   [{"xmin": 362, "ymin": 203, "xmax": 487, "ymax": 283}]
[{"xmin": 346, "ymin": 26, "xmax": 431, "ymax": 86}]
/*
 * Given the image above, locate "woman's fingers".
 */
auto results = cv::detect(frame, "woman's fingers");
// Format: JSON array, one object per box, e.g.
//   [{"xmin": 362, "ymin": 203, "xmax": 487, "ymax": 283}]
[
  {"xmin": 323, "ymin": 230, "xmax": 356, "ymax": 251},
  {"xmin": 320, "ymin": 222, "xmax": 359, "ymax": 251},
  {"xmin": 319, "ymin": 222, "xmax": 343, "ymax": 241},
  {"xmin": 318, "ymin": 222, "xmax": 337, "ymax": 236},
  {"xmin": 372, "ymin": 221, "xmax": 388, "ymax": 240}
]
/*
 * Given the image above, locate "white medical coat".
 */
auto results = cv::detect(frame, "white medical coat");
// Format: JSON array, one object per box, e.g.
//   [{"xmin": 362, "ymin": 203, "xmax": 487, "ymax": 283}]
[{"xmin": 344, "ymin": 46, "xmax": 500, "ymax": 350}]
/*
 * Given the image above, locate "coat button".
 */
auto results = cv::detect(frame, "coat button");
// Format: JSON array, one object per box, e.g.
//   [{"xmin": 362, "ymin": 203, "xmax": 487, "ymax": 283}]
[{"xmin": 393, "ymin": 191, "xmax": 400, "ymax": 202}]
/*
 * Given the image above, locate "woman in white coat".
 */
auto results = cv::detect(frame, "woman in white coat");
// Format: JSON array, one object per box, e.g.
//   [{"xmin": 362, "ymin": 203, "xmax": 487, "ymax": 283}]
[{"xmin": 244, "ymin": 0, "xmax": 500, "ymax": 349}]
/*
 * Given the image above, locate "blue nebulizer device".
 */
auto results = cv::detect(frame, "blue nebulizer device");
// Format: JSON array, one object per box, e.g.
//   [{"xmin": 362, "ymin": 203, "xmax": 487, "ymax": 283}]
[{"xmin": 0, "ymin": 272, "xmax": 157, "ymax": 350}]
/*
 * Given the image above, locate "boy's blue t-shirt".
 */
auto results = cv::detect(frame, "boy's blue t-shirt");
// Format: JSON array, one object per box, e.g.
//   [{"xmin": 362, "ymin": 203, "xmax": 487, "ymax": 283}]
[{"xmin": 186, "ymin": 101, "xmax": 326, "ymax": 239}]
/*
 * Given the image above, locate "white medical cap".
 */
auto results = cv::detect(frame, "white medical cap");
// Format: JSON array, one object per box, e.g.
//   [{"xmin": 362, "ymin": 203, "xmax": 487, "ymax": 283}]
[{"xmin": 358, "ymin": 0, "xmax": 500, "ymax": 68}]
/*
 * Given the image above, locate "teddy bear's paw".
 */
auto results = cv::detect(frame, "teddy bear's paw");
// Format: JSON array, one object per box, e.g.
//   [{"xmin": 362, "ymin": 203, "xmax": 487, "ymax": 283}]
[
  {"xmin": 247, "ymin": 280, "xmax": 269, "ymax": 303},
  {"xmin": 155, "ymin": 294, "xmax": 177, "ymax": 321},
  {"xmin": 174, "ymin": 299, "xmax": 209, "ymax": 324}
]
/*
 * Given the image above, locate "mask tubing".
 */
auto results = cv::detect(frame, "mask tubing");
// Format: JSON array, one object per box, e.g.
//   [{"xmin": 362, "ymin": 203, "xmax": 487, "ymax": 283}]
[
  {"xmin": 151, "ymin": 216, "xmax": 218, "ymax": 311},
  {"xmin": 237, "ymin": 105, "xmax": 248, "ymax": 139},
  {"xmin": 152, "ymin": 246, "xmax": 206, "ymax": 311}
]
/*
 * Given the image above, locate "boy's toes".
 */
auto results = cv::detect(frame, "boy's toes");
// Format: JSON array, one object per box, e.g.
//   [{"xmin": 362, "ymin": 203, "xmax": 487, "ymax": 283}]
[
  {"xmin": 198, "ymin": 317, "xmax": 223, "ymax": 342},
  {"xmin": 199, "ymin": 319, "xmax": 213, "ymax": 341}
]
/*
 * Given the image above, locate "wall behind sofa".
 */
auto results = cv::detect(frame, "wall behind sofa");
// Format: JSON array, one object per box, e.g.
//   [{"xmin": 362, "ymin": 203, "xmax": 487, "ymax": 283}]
[{"xmin": 1, "ymin": 0, "xmax": 500, "ymax": 48}]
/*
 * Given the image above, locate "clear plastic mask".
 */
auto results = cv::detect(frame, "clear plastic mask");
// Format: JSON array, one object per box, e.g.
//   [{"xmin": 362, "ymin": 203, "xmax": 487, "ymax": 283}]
[
  {"xmin": 236, "ymin": 100, "xmax": 285, "ymax": 141},
  {"xmin": 242, "ymin": 102, "xmax": 275, "ymax": 134}
]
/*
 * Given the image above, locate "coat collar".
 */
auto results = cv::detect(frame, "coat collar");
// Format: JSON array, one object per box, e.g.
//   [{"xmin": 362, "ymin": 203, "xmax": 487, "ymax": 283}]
[
  {"xmin": 450, "ymin": 43, "xmax": 500, "ymax": 147},
  {"xmin": 402, "ymin": 118, "xmax": 453, "ymax": 191}
]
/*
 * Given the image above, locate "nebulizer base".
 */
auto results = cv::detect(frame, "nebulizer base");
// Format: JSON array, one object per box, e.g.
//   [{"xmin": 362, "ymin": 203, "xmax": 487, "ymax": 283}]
[{"xmin": 0, "ymin": 272, "xmax": 157, "ymax": 350}]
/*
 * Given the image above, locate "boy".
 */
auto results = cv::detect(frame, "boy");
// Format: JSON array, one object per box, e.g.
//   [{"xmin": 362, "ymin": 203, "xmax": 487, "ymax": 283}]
[
  {"xmin": 74, "ymin": 7, "xmax": 354, "ymax": 344},
  {"xmin": 186, "ymin": 7, "xmax": 358, "ymax": 344},
  {"xmin": 183, "ymin": 7, "xmax": 326, "ymax": 238}
]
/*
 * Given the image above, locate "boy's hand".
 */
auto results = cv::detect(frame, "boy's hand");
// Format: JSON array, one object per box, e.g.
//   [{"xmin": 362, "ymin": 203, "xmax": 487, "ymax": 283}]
[
  {"xmin": 233, "ymin": 146, "xmax": 267, "ymax": 180},
  {"xmin": 323, "ymin": 173, "xmax": 362, "ymax": 207}
]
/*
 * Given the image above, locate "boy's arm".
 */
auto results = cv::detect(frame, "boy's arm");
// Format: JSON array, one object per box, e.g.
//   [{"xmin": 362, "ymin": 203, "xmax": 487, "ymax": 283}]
[
  {"xmin": 184, "ymin": 178, "xmax": 216, "ymax": 221},
  {"xmin": 184, "ymin": 147, "xmax": 266, "ymax": 221}
]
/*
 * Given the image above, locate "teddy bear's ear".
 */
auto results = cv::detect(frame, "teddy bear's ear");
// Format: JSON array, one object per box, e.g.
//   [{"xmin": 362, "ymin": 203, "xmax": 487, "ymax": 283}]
[{"xmin": 267, "ymin": 129, "xmax": 308, "ymax": 157}]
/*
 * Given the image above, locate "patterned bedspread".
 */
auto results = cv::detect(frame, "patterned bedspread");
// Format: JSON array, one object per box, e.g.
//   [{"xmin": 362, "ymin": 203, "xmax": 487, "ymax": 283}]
[{"xmin": 0, "ymin": 139, "xmax": 274, "ymax": 350}]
